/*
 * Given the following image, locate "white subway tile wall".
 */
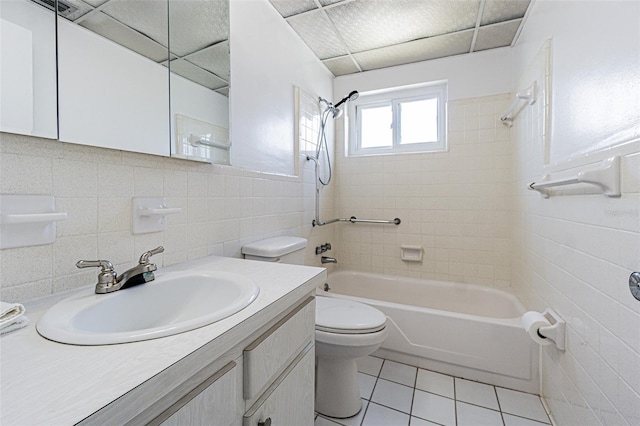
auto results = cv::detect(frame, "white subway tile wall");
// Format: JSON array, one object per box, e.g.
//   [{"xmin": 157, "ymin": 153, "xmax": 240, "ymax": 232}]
[
  {"xmin": 511, "ymin": 45, "xmax": 640, "ymax": 424},
  {"xmin": 0, "ymin": 132, "xmax": 334, "ymax": 301},
  {"xmin": 334, "ymin": 94, "xmax": 514, "ymax": 287}
]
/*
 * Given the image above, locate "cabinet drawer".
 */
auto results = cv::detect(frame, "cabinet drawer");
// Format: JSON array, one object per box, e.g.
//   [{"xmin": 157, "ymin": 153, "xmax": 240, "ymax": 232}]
[
  {"xmin": 243, "ymin": 343, "xmax": 314, "ymax": 426},
  {"xmin": 150, "ymin": 361, "xmax": 242, "ymax": 426},
  {"xmin": 243, "ymin": 297, "xmax": 314, "ymax": 401}
]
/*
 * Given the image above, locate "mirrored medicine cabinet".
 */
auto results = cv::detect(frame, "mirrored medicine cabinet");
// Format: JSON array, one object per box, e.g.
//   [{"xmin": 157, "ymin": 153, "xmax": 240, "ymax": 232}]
[{"xmin": 0, "ymin": 0, "xmax": 230, "ymax": 164}]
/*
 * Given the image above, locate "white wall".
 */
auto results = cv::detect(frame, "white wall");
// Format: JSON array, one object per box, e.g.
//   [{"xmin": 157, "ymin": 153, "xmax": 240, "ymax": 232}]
[
  {"xmin": 512, "ymin": 1, "xmax": 640, "ymax": 424},
  {"xmin": 335, "ymin": 47, "xmax": 514, "ymax": 101},
  {"xmin": 229, "ymin": 0, "xmax": 334, "ymax": 176},
  {"xmin": 515, "ymin": 0, "xmax": 640, "ymax": 164}
]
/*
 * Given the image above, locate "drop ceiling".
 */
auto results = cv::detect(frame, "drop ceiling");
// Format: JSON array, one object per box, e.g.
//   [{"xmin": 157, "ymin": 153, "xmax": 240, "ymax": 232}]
[{"xmin": 268, "ymin": 0, "xmax": 532, "ymax": 76}]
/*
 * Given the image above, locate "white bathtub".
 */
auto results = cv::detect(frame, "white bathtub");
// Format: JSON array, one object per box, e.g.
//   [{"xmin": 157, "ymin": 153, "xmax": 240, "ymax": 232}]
[{"xmin": 320, "ymin": 270, "xmax": 539, "ymax": 393}]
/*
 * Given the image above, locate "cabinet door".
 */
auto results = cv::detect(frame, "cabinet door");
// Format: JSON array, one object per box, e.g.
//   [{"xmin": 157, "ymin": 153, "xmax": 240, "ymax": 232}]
[
  {"xmin": 244, "ymin": 343, "xmax": 314, "ymax": 426},
  {"xmin": 156, "ymin": 361, "xmax": 242, "ymax": 426}
]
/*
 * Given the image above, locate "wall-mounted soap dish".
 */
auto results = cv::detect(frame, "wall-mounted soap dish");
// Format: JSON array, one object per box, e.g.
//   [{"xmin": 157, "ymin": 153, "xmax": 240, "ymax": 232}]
[{"xmin": 400, "ymin": 245, "xmax": 423, "ymax": 262}]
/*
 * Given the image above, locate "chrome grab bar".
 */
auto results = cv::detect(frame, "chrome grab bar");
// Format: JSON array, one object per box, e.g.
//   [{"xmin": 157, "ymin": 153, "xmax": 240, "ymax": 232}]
[{"xmin": 307, "ymin": 156, "xmax": 401, "ymax": 227}]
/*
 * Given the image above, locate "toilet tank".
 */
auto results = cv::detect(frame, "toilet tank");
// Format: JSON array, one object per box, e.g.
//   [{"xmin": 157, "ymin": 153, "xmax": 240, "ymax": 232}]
[{"xmin": 241, "ymin": 236, "xmax": 307, "ymax": 265}]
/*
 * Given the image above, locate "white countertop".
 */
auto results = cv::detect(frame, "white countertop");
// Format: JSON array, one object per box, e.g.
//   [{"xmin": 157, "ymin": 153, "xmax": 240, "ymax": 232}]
[{"xmin": 0, "ymin": 256, "xmax": 325, "ymax": 425}]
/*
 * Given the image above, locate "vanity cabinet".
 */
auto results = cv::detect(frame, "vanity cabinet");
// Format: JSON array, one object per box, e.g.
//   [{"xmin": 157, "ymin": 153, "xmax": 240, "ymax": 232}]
[{"xmin": 79, "ymin": 294, "xmax": 316, "ymax": 426}]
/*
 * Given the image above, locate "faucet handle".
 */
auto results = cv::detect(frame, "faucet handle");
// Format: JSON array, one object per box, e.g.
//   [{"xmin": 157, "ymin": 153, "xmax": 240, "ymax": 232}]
[
  {"xmin": 138, "ymin": 246, "xmax": 164, "ymax": 264},
  {"xmin": 76, "ymin": 259, "xmax": 115, "ymax": 272},
  {"xmin": 76, "ymin": 259, "xmax": 117, "ymax": 288}
]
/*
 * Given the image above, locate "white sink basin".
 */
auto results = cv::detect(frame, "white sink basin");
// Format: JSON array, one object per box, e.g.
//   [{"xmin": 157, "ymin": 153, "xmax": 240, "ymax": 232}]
[{"xmin": 37, "ymin": 271, "xmax": 260, "ymax": 345}]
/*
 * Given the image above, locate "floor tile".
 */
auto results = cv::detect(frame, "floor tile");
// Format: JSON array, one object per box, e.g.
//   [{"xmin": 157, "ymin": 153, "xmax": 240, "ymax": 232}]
[
  {"xmin": 379, "ymin": 360, "xmax": 418, "ymax": 387},
  {"xmin": 357, "ymin": 356, "xmax": 384, "ymax": 377},
  {"xmin": 359, "ymin": 373, "xmax": 377, "ymax": 400},
  {"xmin": 328, "ymin": 399, "xmax": 369, "ymax": 426},
  {"xmin": 415, "ymin": 369, "xmax": 455, "ymax": 399},
  {"xmin": 455, "ymin": 378, "xmax": 500, "ymax": 410},
  {"xmin": 496, "ymin": 388, "xmax": 550, "ymax": 423},
  {"xmin": 456, "ymin": 401, "xmax": 503, "ymax": 426},
  {"xmin": 503, "ymin": 413, "xmax": 551, "ymax": 426},
  {"xmin": 411, "ymin": 389, "xmax": 456, "ymax": 426},
  {"xmin": 409, "ymin": 416, "xmax": 441, "ymax": 425},
  {"xmin": 315, "ymin": 415, "xmax": 343, "ymax": 426},
  {"xmin": 370, "ymin": 378, "xmax": 414, "ymax": 414},
  {"xmin": 362, "ymin": 402, "xmax": 410, "ymax": 426}
]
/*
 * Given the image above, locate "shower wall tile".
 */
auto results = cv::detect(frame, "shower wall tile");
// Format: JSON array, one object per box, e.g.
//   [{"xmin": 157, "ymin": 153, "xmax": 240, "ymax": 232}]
[
  {"xmin": 334, "ymin": 93, "xmax": 514, "ymax": 287},
  {"xmin": 511, "ymin": 43, "xmax": 640, "ymax": 425},
  {"xmin": 0, "ymin": 132, "xmax": 333, "ymax": 302}
]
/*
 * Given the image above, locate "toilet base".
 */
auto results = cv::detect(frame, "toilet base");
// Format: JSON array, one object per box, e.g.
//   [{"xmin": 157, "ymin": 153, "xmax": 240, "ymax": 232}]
[{"xmin": 315, "ymin": 356, "xmax": 362, "ymax": 418}]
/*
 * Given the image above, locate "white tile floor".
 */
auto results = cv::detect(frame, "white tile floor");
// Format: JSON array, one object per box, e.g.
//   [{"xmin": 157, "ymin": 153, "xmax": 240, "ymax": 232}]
[{"xmin": 315, "ymin": 356, "xmax": 551, "ymax": 426}]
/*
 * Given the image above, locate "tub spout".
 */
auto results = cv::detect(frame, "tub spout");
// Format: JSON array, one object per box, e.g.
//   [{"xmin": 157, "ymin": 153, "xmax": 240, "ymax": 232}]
[{"xmin": 321, "ymin": 256, "xmax": 337, "ymax": 264}]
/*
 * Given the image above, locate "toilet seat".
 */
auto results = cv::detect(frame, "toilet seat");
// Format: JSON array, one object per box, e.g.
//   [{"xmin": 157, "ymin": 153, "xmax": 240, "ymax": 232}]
[{"xmin": 316, "ymin": 297, "xmax": 386, "ymax": 334}]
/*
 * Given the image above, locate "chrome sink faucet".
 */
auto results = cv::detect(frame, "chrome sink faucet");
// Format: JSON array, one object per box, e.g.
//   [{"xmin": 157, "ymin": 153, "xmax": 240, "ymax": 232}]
[{"xmin": 77, "ymin": 246, "xmax": 164, "ymax": 294}]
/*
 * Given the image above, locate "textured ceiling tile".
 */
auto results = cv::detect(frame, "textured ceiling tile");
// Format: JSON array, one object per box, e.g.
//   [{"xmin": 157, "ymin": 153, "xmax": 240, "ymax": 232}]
[
  {"xmin": 353, "ymin": 31, "xmax": 474, "ymax": 71},
  {"xmin": 481, "ymin": 0, "xmax": 531, "ymax": 26},
  {"xmin": 101, "ymin": 0, "xmax": 168, "ymax": 46},
  {"xmin": 319, "ymin": 0, "xmax": 344, "ymax": 6},
  {"xmin": 287, "ymin": 11, "xmax": 349, "ymax": 59},
  {"xmin": 79, "ymin": 11, "xmax": 169, "ymax": 62},
  {"xmin": 170, "ymin": 59, "xmax": 227, "ymax": 90},
  {"xmin": 269, "ymin": 0, "xmax": 317, "ymax": 17},
  {"xmin": 82, "ymin": 0, "xmax": 109, "ymax": 7},
  {"xmin": 168, "ymin": 0, "xmax": 229, "ymax": 56},
  {"xmin": 326, "ymin": 0, "xmax": 479, "ymax": 52},
  {"xmin": 473, "ymin": 20, "xmax": 521, "ymax": 51},
  {"xmin": 184, "ymin": 40, "xmax": 230, "ymax": 80},
  {"xmin": 322, "ymin": 56, "xmax": 360, "ymax": 76}
]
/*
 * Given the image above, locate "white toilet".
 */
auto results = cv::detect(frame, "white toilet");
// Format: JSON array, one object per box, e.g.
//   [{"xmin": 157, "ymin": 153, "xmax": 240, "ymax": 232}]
[{"xmin": 242, "ymin": 237, "xmax": 387, "ymax": 419}]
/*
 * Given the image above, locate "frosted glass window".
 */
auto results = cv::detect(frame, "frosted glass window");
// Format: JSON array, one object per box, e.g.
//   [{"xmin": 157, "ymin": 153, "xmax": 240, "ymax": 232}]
[
  {"xmin": 360, "ymin": 104, "xmax": 392, "ymax": 148},
  {"xmin": 349, "ymin": 82, "xmax": 447, "ymax": 156},
  {"xmin": 399, "ymin": 98, "xmax": 438, "ymax": 144}
]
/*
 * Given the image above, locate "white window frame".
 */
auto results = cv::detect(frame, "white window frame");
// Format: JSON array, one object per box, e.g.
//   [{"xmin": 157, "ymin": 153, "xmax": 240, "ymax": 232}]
[{"xmin": 347, "ymin": 82, "xmax": 448, "ymax": 157}]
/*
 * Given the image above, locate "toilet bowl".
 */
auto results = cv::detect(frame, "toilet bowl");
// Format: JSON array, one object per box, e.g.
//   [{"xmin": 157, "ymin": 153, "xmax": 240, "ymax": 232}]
[
  {"xmin": 315, "ymin": 296, "xmax": 387, "ymax": 418},
  {"xmin": 240, "ymin": 237, "xmax": 387, "ymax": 419}
]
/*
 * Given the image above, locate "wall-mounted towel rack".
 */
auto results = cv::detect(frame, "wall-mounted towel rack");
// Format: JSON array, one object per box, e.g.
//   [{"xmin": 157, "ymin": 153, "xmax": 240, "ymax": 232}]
[
  {"xmin": 500, "ymin": 82, "xmax": 537, "ymax": 127},
  {"xmin": 132, "ymin": 197, "xmax": 183, "ymax": 234},
  {"xmin": 528, "ymin": 156, "xmax": 621, "ymax": 198},
  {"xmin": 0, "ymin": 194, "xmax": 67, "ymax": 249}
]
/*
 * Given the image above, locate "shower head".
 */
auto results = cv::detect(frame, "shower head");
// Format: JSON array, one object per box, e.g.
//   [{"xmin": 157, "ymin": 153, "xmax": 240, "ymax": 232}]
[
  {"xmin": 319, "ymin": 90, "xmax": 359, "ymax": 120},
  {"xmin": 334, "ymin": 90, "xmax": 359, "ymax": 109}
]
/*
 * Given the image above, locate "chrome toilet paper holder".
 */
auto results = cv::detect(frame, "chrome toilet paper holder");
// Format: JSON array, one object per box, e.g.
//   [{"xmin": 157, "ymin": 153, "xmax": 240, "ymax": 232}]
[{"xmin": 537, "ymin": 308, "xmax": 566, "ymax": 351}]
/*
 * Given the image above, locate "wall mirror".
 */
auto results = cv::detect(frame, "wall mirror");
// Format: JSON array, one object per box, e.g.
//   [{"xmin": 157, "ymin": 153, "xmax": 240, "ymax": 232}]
[
  {"xmin": 2, "ymin": 0, "xmax": 230, "ymax": 161},
  {"xmin": 0, "ymin": 0, "xmax": 58, "ymax": 139}
]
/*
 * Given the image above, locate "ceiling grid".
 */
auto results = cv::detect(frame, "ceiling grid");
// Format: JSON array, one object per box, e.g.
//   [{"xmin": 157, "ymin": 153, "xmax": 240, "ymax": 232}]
[{"xmin": 270, "ymin": 0, "xmax": 532, "ymax": 76}]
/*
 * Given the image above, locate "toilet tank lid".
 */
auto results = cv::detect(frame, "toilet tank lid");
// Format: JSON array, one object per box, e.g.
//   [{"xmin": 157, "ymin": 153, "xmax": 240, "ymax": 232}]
[{"xmin": 241, "ymin": 236, "xmax": 308, "ymax": 257}]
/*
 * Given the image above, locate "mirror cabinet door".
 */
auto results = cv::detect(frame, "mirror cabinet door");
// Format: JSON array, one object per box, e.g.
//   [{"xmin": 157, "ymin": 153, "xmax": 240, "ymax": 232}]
[
  {"xmin": 169, "ymin": 0, "xmax": 230, "ymax": 164},
  {"xmin": 0, "ymin": 0, "xmax": 58, "ymax": 139},
  {"xmin": 56, "ymin": 0, "xmax": 170, "ymax": 156}
]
